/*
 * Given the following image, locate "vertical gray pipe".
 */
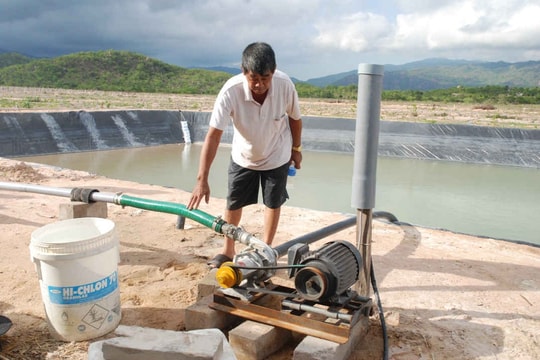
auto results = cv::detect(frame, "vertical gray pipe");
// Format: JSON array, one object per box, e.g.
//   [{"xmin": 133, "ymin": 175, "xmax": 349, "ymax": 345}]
[{"xmin": 352, "ymin": 64, "xmax": 384, "ymax": 297}]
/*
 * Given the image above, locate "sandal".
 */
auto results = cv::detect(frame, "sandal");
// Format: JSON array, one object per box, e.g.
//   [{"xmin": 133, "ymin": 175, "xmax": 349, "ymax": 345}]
[{"xmin": 207, "ymin": 254, "xmax": 232, "ymax": 269}]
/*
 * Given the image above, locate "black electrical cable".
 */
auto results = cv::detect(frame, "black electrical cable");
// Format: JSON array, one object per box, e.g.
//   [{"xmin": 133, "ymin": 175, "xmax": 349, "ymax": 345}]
[
  {"xmin": 370, "ymin": 260, "xmax": 389, "ymax": 360},
  {"xmin": 229, "ymin": 264, "xmax": 306, "ymax": 270}
]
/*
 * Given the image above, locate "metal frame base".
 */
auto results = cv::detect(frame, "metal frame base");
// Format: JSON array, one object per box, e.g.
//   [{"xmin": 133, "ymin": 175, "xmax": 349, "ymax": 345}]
[{"xmin": 210, "ymin": 285, "xmax": 373, "ymax": 344}]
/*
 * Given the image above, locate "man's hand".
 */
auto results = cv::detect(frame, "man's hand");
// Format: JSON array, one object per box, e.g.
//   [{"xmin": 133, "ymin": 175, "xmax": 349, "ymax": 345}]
[
  {"xmin": 291, "ymin": 150, "xmax": 302, "ymax": 169},
  {"xmin": 187, "ymin": 181, "xmax": 210, "ymax": 210}
]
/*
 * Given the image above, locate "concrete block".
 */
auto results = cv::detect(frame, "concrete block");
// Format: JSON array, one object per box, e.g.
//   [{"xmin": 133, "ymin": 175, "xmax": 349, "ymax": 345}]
[
  {"xmin": 184, "ymin": 294, "xmax": 241, "ymax": 331},
  {"xmin": 197, "ymin": 268, "xmax": 219, "ymax": 300},
  {"xmin": 88, "ymin": 325, "xmax": 236, "ymax": 360},
  {"xmin": 293, "ymin": 316, "xmax": 370, "ymax": 360},
  {"xmin": 229, "ymin": 320, "xmax": 292, "ymax": 360},
  {"xmin": 58, "ymin": 202, "xmax": 108, "ymax": 220}
]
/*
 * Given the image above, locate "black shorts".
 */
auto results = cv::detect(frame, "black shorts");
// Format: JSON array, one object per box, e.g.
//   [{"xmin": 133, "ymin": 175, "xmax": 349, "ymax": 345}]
[{"xmin": 227, "ymin": 160, "xmax": 289, "ymax": 210}]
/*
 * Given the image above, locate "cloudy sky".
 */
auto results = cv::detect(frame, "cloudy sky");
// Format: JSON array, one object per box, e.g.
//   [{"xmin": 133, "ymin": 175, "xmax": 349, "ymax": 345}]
[{"xmin": 1, "ymin": 0, "xmax": 539, "ymax": 80}]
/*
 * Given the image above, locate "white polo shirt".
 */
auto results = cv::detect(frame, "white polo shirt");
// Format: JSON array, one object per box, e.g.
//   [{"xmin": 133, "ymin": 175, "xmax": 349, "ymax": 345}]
[{"xmin": 209, "ymin": 70, "xmax": 301, "ymax": 171}]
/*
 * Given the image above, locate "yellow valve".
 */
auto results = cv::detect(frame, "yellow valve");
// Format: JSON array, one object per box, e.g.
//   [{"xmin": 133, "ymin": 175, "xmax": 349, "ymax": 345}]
[{"xmin": 215, "ymin": 262, "xmax": 242, "ymax": 288}]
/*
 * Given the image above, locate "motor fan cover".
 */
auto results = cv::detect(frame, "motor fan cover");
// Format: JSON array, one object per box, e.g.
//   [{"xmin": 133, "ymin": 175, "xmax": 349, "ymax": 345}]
[{"xmin": 294, "ymin": 241, "xmax": 362, "ymax": 302}]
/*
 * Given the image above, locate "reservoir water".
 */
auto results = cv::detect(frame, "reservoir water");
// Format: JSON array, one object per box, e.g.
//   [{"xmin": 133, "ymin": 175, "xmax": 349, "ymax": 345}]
[{"xmin": 18, "ymin": 144, "xmax": 540, "ymax": 246}]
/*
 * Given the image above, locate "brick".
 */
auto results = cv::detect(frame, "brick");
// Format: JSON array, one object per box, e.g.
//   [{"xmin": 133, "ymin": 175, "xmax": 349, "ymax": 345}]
[
  {"xmin": 184, "ymin": 294, "xmax": 241, "ymax": 331},
  {"xmin": 293, "ymin": 315, "xmax": 370, "ymax": 360},
  {"xmin": 88, "ymin": 325, "xmax": 236, "ymax": 360},
  {"xmin": 229, "ymin": 320, "xmax": 292, "ymax": 360},
  {"xmin": 58, "ymin": 202, "xmax": 108, "ymax": 220},
  {"xmin": 197, "ymin": 268, "xmax": 219, "ymax": 300}
]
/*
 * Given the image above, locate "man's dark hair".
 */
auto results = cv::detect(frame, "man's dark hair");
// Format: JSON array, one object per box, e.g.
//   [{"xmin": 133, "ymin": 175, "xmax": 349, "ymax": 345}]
[{"xmin": 241, "ymin": 42, "xmax": 276, "ymax": 75}]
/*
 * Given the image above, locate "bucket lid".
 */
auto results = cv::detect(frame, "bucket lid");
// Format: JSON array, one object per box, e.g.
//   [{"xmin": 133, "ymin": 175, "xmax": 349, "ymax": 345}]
[{"xmin": 30, "ymin": 217, "xmax": 117, "ymax": 261}]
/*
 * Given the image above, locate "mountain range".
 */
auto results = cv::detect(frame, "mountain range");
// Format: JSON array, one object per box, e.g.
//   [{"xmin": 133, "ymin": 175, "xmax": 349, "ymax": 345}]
[
  {"xmin": 200, "ymin": 58, "xmax": 540, "ymax": 90},
  {"xmin": 1, "ymin": 50, "xmax": 539, "ymax": 91}
]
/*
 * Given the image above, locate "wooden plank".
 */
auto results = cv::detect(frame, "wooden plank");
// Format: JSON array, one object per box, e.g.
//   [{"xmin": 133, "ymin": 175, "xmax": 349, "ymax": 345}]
[{"xmin": 211, "ymin": 292, "xmax": 353, "ymax": 344}]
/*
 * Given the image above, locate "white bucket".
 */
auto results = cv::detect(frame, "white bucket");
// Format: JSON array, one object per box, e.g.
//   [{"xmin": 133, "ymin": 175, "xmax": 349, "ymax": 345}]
[{"xmin": 30, "ymin": 217, "xmax": 121, "ymax": 341}]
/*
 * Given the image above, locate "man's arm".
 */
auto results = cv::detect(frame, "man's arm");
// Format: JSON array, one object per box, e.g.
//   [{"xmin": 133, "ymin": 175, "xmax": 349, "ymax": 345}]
[
  {"xmin": 187, "ymin": 127, "xmax": 223, "ymax": 209},
  {"xmin": 289, "ymin": 117, "xmax": 302, "ymax": 169}
]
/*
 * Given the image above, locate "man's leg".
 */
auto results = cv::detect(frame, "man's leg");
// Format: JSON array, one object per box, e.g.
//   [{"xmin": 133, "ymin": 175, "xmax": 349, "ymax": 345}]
[
  {"xmin": 263, "ymin": 206, "xmax": 281, "ymax": 245},
  {"xmin": 223, "ymin": 207, "xmax": 242, "ymax": 258},
  {"xmin": 261, "ymin": 163, "xmax": 289, "ymax": 246}
]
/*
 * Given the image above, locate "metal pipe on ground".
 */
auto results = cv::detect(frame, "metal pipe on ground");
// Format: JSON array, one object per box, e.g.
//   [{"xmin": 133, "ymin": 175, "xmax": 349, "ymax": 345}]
[
  {"xmin": 1, "ymin": 181, "xmax": 388, "ymax": 266},
  {"xmin": 273, "ymin": 216, "xmax": 356, "ymax": 258},
  {"xmin": 0, "ymin": 181, "xmax": 226, "ymax": 233},
  {"xmin": 272, "ymin": 211, "xmax": 397, "ymax": 259}
]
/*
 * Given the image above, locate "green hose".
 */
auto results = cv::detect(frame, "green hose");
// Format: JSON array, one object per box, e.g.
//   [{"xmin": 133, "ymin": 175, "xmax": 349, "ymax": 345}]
[{"xmin": 117, "ymin": 194, "xmax": 226, "ymax": 233}]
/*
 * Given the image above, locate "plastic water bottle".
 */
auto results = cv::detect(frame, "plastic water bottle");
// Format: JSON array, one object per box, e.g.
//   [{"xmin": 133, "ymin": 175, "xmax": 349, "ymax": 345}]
[{"xmin": 288, "ymin": 164, "xmax": 296, "ymax": 176}]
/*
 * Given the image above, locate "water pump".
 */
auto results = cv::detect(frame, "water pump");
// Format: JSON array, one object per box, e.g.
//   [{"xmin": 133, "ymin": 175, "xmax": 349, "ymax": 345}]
[
  {"xmin": 215, "ymin": 239, "xmax": 363, "ymax": 306},
  {"xmin": 288, "ymin": 240, "xmax": 362, "ymax": 305}
]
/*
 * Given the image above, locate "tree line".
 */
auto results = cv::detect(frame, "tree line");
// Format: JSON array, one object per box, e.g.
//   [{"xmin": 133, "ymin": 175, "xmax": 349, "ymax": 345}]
[{"xmin": 296, "ymin": 83, "xmax": 540, "ymax": 105}]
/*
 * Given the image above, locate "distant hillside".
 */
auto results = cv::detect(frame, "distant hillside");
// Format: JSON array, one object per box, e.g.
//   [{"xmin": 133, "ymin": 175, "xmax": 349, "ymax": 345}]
[
  {"xmin": 192, "ymin": 66, "xmax": 241, "ymax": 75},
  {"xmin": 1, "ymin": 51, "xmax": 538, "ymax": 94},
  {"xmin": 0, "ymin": 50, "xmax": 231, "ymax": 94},
  {"xmin": 0, "ymin": 52, "xmax": 34, "ymax": 68},
  {"xmin": 194, "ymin": 66, "xmax": 302, "ymax": 83},
  {"xmin": 306, "ymin": 59, "xmax": 540, "ymax": 90}
]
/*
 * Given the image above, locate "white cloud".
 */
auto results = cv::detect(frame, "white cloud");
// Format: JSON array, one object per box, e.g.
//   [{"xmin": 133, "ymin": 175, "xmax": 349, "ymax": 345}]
[
  {"xmin": 306, "ymin": 0, "xmax": 540, "ymax": 70},
  {"xmin": 0, "ymin": 0, "xmax": 539, "ymax": 79},
  {"xmin": 313, "ymin": 12, "xmax": 393, "ymax": 52}
]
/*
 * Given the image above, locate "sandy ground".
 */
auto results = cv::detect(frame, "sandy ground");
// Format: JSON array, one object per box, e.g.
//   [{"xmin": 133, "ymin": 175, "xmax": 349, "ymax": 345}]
[
  {"xmin": 0, "ymin": 88, "xmax": 539, "ymax": 358},
  {"xmin": 0, "ymin": 159, "xmax": 539, "ymax": 360}
]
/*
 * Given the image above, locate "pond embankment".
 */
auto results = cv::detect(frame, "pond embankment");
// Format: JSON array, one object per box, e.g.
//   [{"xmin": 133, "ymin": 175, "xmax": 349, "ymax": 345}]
[{"xmin": 1, "ymin": 110, "xmax": 539, "ymax": 168}]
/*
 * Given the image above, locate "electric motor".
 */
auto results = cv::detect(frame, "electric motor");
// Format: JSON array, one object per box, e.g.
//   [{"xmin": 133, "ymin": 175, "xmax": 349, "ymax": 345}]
[{"xmin": 294, "ymin": 241, "xmax": 362, "ymax": 303}]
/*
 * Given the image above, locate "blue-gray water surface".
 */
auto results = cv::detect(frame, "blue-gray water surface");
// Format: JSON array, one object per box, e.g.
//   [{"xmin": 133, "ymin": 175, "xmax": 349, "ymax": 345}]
[{"xmin": 18, "ymin": 144, "xmax": 540, "ymax": 246}]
